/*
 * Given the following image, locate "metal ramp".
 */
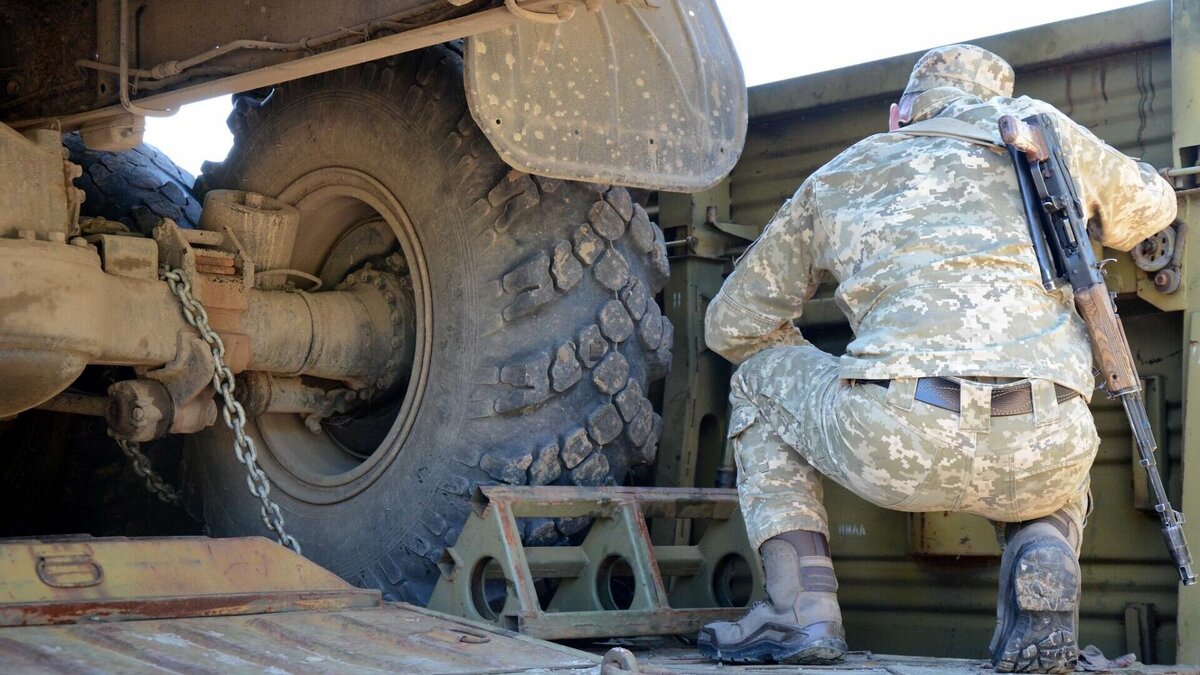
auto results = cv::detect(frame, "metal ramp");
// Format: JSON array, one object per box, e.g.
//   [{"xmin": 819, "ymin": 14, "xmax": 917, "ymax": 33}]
[{"xmin": 0, "ymin": 536, "xmax": 598, "ymax": 673}]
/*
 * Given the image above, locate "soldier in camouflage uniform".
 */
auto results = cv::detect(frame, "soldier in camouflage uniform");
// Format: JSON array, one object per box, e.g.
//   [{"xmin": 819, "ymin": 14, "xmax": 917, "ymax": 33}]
[{"xmin": 698, "ymin": 44, "xmax": 1176, "ymax": 670}]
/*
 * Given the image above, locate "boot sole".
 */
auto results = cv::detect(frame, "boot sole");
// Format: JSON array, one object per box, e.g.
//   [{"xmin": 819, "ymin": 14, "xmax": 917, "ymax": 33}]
[
  {"xmin": 698, "ymin": 629, "xmax": 846, "ymax": 665},
  {"xmin": 992, "ymin": 541, "xmax": 1079, "ymax": 673}
]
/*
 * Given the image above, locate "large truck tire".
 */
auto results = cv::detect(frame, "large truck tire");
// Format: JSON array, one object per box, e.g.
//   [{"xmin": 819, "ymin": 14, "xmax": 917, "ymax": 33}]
[
  {"xmin": 192, "ymin": 45, "xmax": 673, "ymax": 603},
  {"xmin": 63, "ymin": 133, "xmax": 202, "ymax": 232}
]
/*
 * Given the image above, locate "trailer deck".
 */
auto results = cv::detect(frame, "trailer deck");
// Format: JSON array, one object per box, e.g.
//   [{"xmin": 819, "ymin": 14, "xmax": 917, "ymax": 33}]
[{"xmin": 0, "ymin": 537, "xmax": 1195, "ymax": 673}]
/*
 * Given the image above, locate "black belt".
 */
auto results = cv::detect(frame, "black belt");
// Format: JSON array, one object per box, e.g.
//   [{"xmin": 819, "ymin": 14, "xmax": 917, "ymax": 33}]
[{"xmin": 862, "ymin": 377, "xmax": 1079, "ymax": 417}]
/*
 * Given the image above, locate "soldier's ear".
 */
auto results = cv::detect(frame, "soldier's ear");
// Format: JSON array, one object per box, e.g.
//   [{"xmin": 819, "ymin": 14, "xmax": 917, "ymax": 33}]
[{"xmin": 892, "ymin": 93, "xmax": 918, "ymax": 130}]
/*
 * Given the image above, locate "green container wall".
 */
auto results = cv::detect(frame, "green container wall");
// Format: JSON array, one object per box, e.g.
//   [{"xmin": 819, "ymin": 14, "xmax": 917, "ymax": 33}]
[{"xmin": 721, "ymin": 1, "xmax": 1186, "ymax": 662}]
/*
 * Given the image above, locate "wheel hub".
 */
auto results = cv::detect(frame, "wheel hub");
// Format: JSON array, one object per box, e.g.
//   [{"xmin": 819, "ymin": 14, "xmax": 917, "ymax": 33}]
[{"xmin": 246, "ymin": 167, "xmax": 432, "ymax": 504}]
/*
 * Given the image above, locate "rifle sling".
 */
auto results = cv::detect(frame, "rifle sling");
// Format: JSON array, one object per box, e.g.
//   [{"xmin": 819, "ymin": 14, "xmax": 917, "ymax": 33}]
[{"xmin": 896, "ymin": 118, "xmax": 1005, "ymax": 152}]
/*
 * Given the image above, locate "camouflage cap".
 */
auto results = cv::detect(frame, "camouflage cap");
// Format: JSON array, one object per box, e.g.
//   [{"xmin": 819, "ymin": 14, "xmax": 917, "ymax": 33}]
[{"xmin": 902, "ymin": 44, "xmax": 1014, "ymax": 100}]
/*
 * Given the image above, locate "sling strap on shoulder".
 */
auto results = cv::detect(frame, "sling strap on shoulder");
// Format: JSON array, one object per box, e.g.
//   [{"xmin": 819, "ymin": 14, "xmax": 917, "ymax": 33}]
[{"xmin": 896, "ymin": 117, "xmax": 1005, "ymax": 152}]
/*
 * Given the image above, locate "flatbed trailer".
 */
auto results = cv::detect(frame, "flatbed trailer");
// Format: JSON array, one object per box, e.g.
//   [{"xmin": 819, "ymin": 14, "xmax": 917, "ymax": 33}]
[{"xmin": 0, "ymin": 535, "xmax": 1194, "ymax": 674}]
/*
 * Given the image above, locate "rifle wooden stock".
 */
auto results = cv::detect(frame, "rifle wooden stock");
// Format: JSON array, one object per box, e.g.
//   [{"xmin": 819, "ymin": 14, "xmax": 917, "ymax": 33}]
[
  {"xmin": 998, "ymin": 115, "xmax": 1049, "ymax": 162},
  {"xmin": 1073, "ymin": 282, "xmax": 1140, "ymax": 394}
]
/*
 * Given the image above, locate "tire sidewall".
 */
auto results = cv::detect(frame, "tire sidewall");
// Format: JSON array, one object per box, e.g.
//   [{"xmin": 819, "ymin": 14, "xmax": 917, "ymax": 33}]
[
  {"xmin": 194, "ymin": 64, "xmax": 491, "ymax": 596},
  {"xmin": 192, "ymin": 52, "xmax": 670, "ymax": 602}
]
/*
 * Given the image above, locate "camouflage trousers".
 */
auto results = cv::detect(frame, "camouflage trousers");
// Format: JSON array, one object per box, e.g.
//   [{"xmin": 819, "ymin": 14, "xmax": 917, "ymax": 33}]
[{"xmin": 729, "ymin": 344, "xmax": 1097, "ymax": 550}]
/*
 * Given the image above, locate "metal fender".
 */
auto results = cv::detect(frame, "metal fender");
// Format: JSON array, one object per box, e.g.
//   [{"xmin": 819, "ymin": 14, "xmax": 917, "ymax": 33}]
[{"xmin": 465, "ymin": 0, "xmax": 746, "ymax": 192}]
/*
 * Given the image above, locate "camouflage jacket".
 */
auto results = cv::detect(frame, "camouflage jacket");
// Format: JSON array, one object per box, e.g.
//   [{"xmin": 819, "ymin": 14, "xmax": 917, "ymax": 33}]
[{"xmin": 705, "ymin": 89, "xmax": 1177, "ymax": 398}]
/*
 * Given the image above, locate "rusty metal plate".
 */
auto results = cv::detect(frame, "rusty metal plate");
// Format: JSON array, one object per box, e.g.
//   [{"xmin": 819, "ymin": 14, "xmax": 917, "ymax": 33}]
[
  {"xmin": 466, "ymin": 0, "xmax": 746, "ymax": 191},
  {"xmin": 0, "ymin": 604, "xmax": 599, "ymax": 673},
  {"xmin": 909, "ymin": 512, "xmax": 1001, "ymax": 557},
  {"xmin": 0, "ymin": 535, "xmax": 597, "ymax": 672},
  {"xmin": 0, "ymin": 536, "xmax": 379, "ymax": 627}
]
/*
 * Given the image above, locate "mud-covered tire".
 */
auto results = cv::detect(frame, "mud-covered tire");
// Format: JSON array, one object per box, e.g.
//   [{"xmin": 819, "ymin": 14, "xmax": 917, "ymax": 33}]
[
  {"xmin": 63, "ymin": 132, "xmax": 202, "ymax": 232},
  {"xmin": 191, "ymin": 46, "xmax": 673, "ymax": 603}
]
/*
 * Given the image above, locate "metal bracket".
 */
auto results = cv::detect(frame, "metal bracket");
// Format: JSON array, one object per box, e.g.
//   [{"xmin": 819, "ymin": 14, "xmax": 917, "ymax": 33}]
[
  {"xmin": 145, "ymin": 333, "xmax": 220, "ymax": 435},
  {"xmin": 1124, "ymin": 602, "xmax": 1157, "ymax": 664},
  {"xmin": 153, "ymin": 217, "xmax": 255, "ymax": 371},
  {"xmin": 428, "ymin": 486, "xmax": 762, "ymax": 639},
  {"xmin": 78, "ymin": 113, "xmax": 145, "ymax": 152},
  {"xmin": 89, "ymin": 232, "xmax": 159, "ymax": 280}
]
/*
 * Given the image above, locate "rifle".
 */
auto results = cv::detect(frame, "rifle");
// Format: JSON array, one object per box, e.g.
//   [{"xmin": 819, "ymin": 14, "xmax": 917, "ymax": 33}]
[{"xmin": 998, "ymin": 113, "xmax": 1195, "ymax": 586}]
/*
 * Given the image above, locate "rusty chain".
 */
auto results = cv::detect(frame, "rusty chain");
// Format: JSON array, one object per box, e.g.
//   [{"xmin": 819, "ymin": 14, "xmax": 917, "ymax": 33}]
[
  {"xmin": 116, "ymin": 438, "xmax": 185, "ymax": 507},
  {"xmin": 160, "ymin": 266, "xmax": 301, "ymax": 554}
]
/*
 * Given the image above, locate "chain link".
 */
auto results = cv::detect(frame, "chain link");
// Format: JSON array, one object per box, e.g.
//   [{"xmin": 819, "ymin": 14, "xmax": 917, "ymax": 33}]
[
  {"xmin": 160, "ymin": 266, "xmax": 301, "ymax": 554},
  {"xmin": 116, "ymin": 438, "xmax": 185, "ymax": 507}
]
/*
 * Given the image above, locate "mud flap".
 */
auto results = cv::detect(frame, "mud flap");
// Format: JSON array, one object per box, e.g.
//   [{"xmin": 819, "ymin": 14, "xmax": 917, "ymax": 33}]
[{"xmin": 465, "ymin": 0, "xmax": 746, "ymax": 191}]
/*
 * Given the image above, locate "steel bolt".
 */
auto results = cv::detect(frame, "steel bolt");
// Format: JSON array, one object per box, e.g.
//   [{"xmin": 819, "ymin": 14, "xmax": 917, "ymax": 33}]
[
  {"xmin": 47, "ymin": 232, "xmax": 67, "ymax": 243},
  {"xmin": 1154, "ymin": 268, "xmax": 1182, "ymax": 294},
  {"xmin": 385, "ymin": 253, "xmax": 407, "ymax": 273},
  {"xmin": 69, "ymin": 237, "xmax": 90, "ymax": 247}
]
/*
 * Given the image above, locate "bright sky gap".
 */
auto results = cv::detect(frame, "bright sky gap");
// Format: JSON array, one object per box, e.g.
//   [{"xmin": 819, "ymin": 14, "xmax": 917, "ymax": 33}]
[{"xmin": 145, "ymin": 0, "xmax": 1153, "ymax": 176}]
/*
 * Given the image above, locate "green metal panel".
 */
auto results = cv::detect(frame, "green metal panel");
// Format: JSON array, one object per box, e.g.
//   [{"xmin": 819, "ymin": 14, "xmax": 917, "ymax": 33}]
[
  {"xmin": 734, "ymin": 3, "xmax": 1172, "ymax": 231},
  {"xmin": 1175, "ymin": 193, "xmax": 1200, "ymax": 664},
  {"xmin": 1173, "ymin": 2, "xmax": 1200, "ymax": 663},
  {"xmin": 663, "ymin": 0, "xmax": 1198, "ymax": 664}
]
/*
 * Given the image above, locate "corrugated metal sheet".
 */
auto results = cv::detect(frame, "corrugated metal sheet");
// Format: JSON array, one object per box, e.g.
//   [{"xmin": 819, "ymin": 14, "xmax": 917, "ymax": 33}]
[
  {"xmin": 719, "ymin": 1, "xmax": 1186, "ymax": 662},
  {"xmin": 732, "ymin": 2, "xmax": 1172, "ymax": 230},
  {"xmin": 0, "ymin": 536, "xmax": 599, "ymax": 672},
  {"xmin": 0, "ymin": 604, "xmax": 599, "ymax": 674}
]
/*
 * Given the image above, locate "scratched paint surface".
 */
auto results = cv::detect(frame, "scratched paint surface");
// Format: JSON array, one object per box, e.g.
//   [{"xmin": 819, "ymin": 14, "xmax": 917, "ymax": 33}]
[{"xmin": 0, "ymin": 605, "xmax": 598, "ymax": 674}]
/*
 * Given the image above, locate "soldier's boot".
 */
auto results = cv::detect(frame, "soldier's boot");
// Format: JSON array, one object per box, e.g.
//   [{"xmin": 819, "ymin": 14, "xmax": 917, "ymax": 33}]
[
  {"xmin": 698, "ymin": 530, "xmax": 846, "ymax": 664},
  {"xmin": 990, "ymin": 512, "xmax": 1081, "ymax": 673}
]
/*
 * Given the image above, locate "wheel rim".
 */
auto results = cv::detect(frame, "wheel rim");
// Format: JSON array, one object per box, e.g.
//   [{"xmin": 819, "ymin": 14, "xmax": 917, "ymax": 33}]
[{"xmin": 250, "ymin": 167, "xmax": 433, "ymax": 504}]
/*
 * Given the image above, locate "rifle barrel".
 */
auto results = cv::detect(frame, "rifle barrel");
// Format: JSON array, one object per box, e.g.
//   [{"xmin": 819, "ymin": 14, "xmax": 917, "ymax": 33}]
[{"xmin": 1121, "ymin": 393, "xmax": 1197, "ymax": 586}]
